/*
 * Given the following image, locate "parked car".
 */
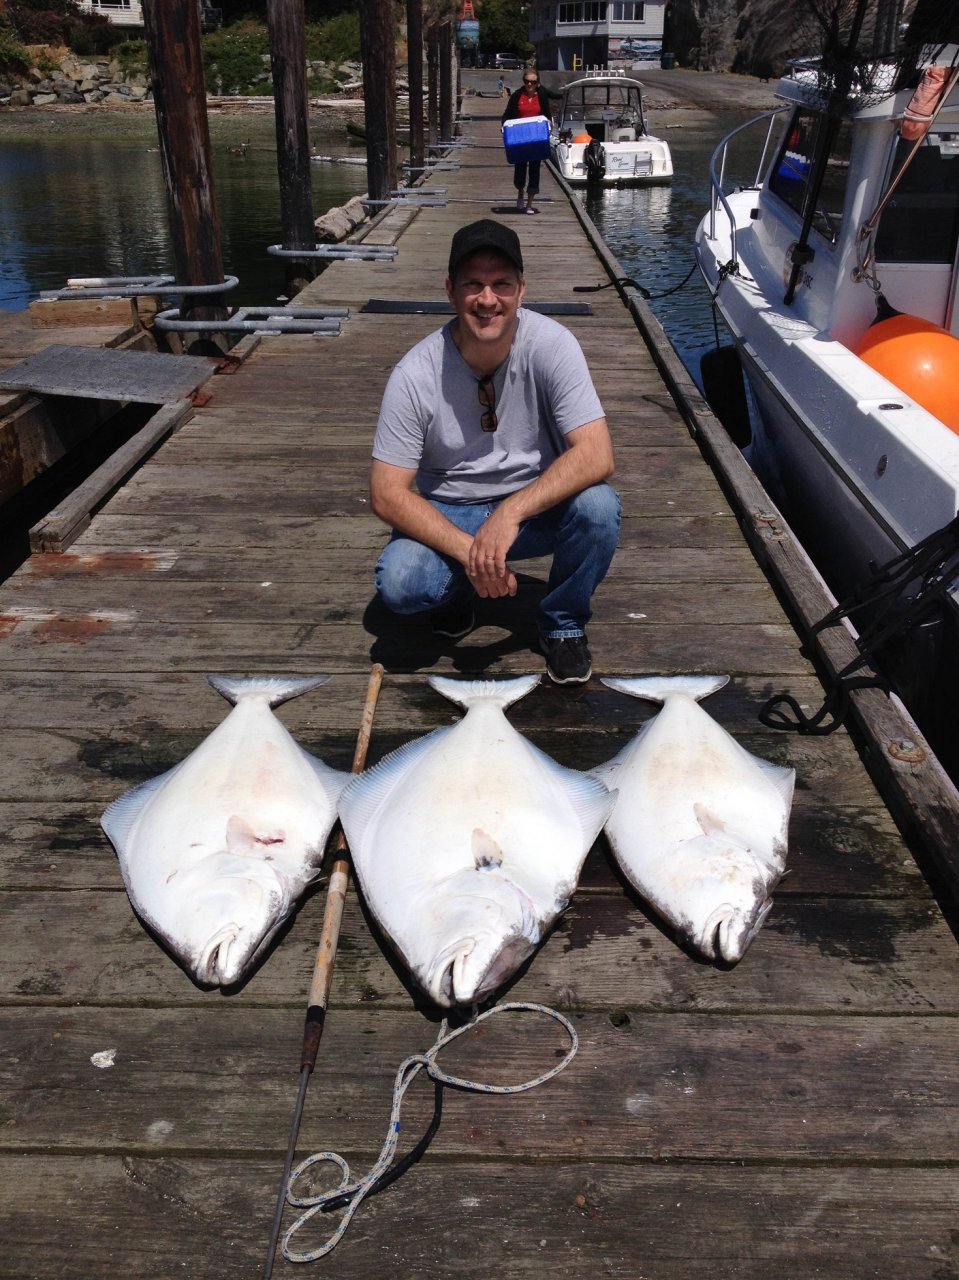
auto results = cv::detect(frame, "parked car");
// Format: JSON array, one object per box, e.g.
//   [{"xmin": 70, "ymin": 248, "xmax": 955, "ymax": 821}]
[{"xmin": 494, "ymin": 53, "xmax": 526, "ymax": 70}]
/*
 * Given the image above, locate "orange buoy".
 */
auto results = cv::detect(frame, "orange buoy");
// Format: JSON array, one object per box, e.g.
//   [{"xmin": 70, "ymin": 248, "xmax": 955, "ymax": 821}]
[
  {"xmin": 573, "ymin": 133, "xmax": 591, "ymax": 144},
  {"xmin": 854, "ymin": 313, "xmax": 959, "ymax": 431}
]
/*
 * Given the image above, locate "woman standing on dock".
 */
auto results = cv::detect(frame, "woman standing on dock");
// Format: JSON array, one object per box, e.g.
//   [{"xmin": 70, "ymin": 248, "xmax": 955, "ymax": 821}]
[{"xmin": 502, "ymin": 72, "xmax": 553, "ymax": 214}]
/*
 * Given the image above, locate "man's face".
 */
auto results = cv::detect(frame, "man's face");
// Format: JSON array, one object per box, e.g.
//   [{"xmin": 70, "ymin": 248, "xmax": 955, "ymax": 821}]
[{"xmin": 445, "ymin": 250, "xmax": 526, "ymax": 349}]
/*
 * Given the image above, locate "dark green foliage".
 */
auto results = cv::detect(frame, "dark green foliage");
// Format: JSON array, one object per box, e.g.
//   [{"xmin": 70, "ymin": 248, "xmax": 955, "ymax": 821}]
[
  {"xmin": 305, "ymin": 11, "xmax": 362, "ymax": 65},
  {"xmin": 202, "ymin": 19, "xmax": 269, "ymax": 95},
  {"xmin": 0, "ymin": 16, "xmax": 27, "ymax": 70},
  {"xmin": 113, "ymin": 38, "xmax": 149, "ymax": 78}
]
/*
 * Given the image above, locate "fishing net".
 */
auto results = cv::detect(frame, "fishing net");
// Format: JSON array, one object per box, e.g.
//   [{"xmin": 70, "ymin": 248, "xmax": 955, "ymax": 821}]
[{"xmin": 788, "ymin": 0, "xmax": 959, "ymax": 113}]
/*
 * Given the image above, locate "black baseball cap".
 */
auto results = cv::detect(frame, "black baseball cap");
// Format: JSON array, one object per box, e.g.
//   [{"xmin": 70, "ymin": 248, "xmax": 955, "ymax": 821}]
[{"xmin": 448, "ymin": 219, "xmax": 524, "ymax": 278}]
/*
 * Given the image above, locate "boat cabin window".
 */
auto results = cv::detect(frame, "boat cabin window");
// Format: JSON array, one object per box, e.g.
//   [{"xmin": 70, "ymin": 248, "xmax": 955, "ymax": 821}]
[
  {"xmin": 875, "ymin": 133, "xmax": 959, "ymax": 264},
  {"xmin": 560, "ymin": 82, "xmax": 645, "ymax": 141},
  {"xmin": 767, "ymin": 107, "xmax": 853, "ymax": 245}
]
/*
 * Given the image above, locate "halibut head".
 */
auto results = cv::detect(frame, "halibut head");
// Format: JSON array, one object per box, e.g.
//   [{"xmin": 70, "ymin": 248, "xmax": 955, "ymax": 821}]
[
  {"xmin": 593, "ymin": 676, "xmax": 794, "ymax": 963},
  {"xmin": 339, "ymin": 675, "xmax": 614, "ymax": 1007},
  {"xmin": 101, "ymin": 675, "xmax": 349, "ymax": 986}
]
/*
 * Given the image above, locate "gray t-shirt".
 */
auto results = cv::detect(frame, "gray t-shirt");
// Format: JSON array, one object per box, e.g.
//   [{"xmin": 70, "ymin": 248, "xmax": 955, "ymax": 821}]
[{"xmin": 372, "ymin": 308, "xmax": 604, "ymax": 503}]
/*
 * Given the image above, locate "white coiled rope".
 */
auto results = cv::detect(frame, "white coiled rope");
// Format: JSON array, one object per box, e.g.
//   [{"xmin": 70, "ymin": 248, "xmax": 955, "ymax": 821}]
[{"xmin": 281, "ymin": 1000, "xmax": 578, "ymax": 1263}]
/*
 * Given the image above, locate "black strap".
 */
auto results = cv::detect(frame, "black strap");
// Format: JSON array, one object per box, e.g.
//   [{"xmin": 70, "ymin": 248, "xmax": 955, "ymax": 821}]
[{"xmin": 761, "ymin": 513, "xmax": 959, "ymax": 735}]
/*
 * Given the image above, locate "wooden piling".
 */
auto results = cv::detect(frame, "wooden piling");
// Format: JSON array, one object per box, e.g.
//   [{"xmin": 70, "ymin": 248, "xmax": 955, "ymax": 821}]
[
  {"xmin": 360, "ymin": 0, "xmax": 398, "ymax": 201},
  {"xmin": 439, "ymin": 18, "xmax": 454, "ymax": 142},
  {"xmin": 142, "ymin": 0, "xmax": 228, "ymax": 344},
  {"xmin": 407, "ymin": 0, "xmax": 425, "ymax": 174},
  {"xmin": 266, "ymin": 0, "xmax": 316, "ymax": 297},
  {"xmin": 426, "ymin": 19, "xmax": 439, "ymax": 148}
]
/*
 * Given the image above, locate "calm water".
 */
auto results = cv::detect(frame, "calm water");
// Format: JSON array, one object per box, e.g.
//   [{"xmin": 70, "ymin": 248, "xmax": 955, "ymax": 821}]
[
  {"xmin": 0, "ymin": 112, "xmax": 369, "ymax": 312},
  {"xmin": 577, "ymin": 109, "xmax": 759, "ymax": 375}
]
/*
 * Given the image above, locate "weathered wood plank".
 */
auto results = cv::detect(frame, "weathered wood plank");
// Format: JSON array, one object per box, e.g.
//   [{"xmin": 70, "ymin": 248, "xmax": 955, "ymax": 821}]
[
  {"xmin": 0, "ymin": 799, "xmax": 917, "ymax": 897},
  {"xmin": 0, "ymin": 720, "xmax": 873, "ymax": 804},
  {"xmin": 2, "ymin": 1007, "xmax": 958, "ymax": 1159},
  {"xmin": 0, "ymin": 579, "xmax": 790, "ymax": 626},
  {"xmin": 13, "ymin": 544, "xmax": 768, "ymax": 584},
  {"xmin": 0, "ymin": 671, "xmax": 843, "ymax": 732},
  {"xmin": 61, "ymin": 510, "xmax": 751, "ymax": 553},
  {"xmin": 3, "ymin": 1157, "xmax": 956, "ymax": 1280},
  {"xmin": 29, "ymin": 399, "xmax": 195, "ymax": 553},
  {"xmin": 0, "ymin": 619, "xmax": 813, "ymax": 676},
  {"xmin": 1, "ymin": 891, "xmax": 954, "ymax": 1011}
]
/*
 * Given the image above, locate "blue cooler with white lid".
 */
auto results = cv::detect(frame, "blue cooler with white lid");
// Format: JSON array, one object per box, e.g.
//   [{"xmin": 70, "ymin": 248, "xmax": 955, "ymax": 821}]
[{"xmin": 502, "ymin": 115, "xmax": 551, "ymax": 163}]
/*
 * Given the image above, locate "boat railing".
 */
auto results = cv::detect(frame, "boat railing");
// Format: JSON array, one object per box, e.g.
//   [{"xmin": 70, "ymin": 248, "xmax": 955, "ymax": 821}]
[{"xmin": 707, "ymin": 107, "xmax": 788, "ymax": 266}]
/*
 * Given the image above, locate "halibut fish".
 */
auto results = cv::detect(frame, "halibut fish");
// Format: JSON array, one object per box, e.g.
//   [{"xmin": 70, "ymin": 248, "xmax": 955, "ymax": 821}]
[
  {"xmin": 101, "ymin": 675, "xmax": 349, "ymax": 986},
  {"xmin": 339, "ymin": 675, "xmax": 614, "ymax": 1007},
  {"xmin": 592, "ymin": 676, "xmax": 794, "ymax": 963}
]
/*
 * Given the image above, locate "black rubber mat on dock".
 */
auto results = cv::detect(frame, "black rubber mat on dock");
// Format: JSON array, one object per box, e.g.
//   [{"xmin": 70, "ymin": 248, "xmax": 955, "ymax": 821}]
[
  {"xmin": 0, "ymin": 344, "xmax": 218, "ymax": 403},
  {"xmin": 361, "ymin": 299, "xmax": 593, "ymax": 316}
]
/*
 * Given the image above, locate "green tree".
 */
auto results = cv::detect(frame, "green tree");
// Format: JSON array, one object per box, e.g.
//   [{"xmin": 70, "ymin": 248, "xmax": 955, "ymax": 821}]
[{"xmin": 476, "ymin": 0, "xmax": 532, "ymax": 57}]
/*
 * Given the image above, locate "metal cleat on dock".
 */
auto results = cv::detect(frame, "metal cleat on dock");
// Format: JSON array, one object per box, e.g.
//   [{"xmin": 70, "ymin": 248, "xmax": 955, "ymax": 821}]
[
  {"xmin": 402, "ymin": 162, "xmax": 461, "ymax": 173},
  {"xmin": 39, "ymin": 274, "xmax": 240, "ymax": 301},
  {"xmin": 361, "ymin": 196, "xmax": 448, "ymax": 208},
  {"xmin": 267, "ymin": 243, "xmax": 398, "ymax": 262},
  {"xmin": 153, "ymin": 305, "xmax": 350, "ymax": 337}
]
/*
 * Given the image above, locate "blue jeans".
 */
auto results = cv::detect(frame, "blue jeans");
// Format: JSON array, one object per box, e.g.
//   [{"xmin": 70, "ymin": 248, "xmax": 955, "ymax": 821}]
[{"xmin": 375, "ymin": 483, "xmax": 621, "ymax": 639}]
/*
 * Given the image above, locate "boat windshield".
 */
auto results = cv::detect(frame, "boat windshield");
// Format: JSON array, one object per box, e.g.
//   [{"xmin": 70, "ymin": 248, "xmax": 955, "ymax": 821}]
[
  {"xmin": 560, "ymin": 82, "xmax": 645, "ymax": 130},
  {"xmin": 767, "ymin": 106, "xmax": 853, "ymax": 245}
]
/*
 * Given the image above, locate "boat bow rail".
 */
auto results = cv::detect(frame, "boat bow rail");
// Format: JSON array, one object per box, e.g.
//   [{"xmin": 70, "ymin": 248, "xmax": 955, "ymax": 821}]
[{"xmin": 705, "ymin": 108, "xmax": 789, "ymax": 274}]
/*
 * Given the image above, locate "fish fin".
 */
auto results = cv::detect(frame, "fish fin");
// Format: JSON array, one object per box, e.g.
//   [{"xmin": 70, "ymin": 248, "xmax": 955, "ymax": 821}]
[
  {"xmin": 428, "ymin": 674, "xmax": 540, "ymax": 711},
  {"xmin": 100, "ymin": 765, "xmax": 181, "ymax": 853},
  {"xmin": 339, "ymin": 727, "xmax": 454, "ymax": 847},
  {"xmin": 542, "ymin": 761, "xmax": 617, "ymax": 842},
  {"xmin": 302, "ymin": 752, "xmax": 352, "ymax": 805},
  {"xmin": 694, "ymin": 802, "xmax": 727, "ymax": 838},
  {"xmin": 602, "ymin": 675, "xmax": 729, "ymax": 705},
  {"xmin": 206, "ymin": 674, "xmax": 333, "ymax": 708},
  {"xmin": 472, "ymin": 828, "xmax": 504, "ymax": 869},
  {"xmin": 758, "ymin": 759, "xmax": 796, "ymax": 808}
]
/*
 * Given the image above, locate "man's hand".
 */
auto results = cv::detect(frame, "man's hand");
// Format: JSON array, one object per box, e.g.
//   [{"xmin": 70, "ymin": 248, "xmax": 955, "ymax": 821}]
[{"xmin": 467, "ymin": 506, "xmax": 519, "ymax": 598}]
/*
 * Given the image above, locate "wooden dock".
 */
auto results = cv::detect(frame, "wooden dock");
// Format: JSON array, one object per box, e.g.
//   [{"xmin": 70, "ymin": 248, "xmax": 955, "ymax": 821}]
[{"xmin": 1, "ymin": 105, "xmax": 958, "ymax": 1279}]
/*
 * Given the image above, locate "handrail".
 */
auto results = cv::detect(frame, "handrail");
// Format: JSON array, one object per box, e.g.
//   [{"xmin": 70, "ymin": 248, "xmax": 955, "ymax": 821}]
[{"xmin": 707, "ymin": 107, "xmax": 788, "ymax": 267}]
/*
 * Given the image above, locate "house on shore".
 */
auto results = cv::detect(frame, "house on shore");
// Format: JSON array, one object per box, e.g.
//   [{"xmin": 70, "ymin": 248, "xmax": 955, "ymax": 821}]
[
  {"xmin": 529, "ymin": 0, "xmax": 667, "ymax": 70},
  {"xmin": 77, "ymin": 1, "xmax": 223, "ymax": 31}
]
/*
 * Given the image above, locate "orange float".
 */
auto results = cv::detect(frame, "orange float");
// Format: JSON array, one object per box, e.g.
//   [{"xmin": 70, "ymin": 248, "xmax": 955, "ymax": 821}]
[
  {"xmin": 854, "ymin": 313, "xmax": 959, "ymax": 431},
  {"xmin": 573, "ymin": 133, "xmax": 592, "ymax": 144}
]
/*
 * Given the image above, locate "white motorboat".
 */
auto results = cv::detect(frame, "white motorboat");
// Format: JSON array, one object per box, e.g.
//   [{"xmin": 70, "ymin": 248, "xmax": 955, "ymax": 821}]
[
  {"xmin": 551, "ymin": 70, "xmax": 673, "ymax": 186},
  {"xmin": 694, "ymin": 4, "xmax": 959, "ymax": 770}
]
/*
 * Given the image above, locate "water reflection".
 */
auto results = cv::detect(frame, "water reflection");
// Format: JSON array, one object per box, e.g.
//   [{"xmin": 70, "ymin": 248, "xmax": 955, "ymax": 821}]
[
  {"xmin": 0, "ymin": 113, "xmax": 369, "ymax": 312},
  {"xmin": 578, "ymin": 111, "xmax": 760, "ymax": 370}
]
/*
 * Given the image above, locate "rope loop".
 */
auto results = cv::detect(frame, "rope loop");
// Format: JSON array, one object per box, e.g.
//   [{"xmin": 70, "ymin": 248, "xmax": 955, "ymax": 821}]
[{"xmin": 281, "ymin": 1001, "xmax": 578, "ymax": 1264}]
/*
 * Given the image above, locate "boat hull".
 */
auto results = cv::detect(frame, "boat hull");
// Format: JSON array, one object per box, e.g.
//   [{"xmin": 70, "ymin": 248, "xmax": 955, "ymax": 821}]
[
  {"xmin": 696, "ymin": 190, "xmax": 959, "ymax": 774},
  {"xmin": 551, "ymin": 138, "xmax": 673, "ymax": 186}
]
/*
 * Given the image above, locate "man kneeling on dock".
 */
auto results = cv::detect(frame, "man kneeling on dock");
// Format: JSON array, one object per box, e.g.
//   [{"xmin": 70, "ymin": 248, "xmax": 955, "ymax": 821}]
[{"xmin": 370, "ymin": 219, "xmax": 620, "ymax": 684}]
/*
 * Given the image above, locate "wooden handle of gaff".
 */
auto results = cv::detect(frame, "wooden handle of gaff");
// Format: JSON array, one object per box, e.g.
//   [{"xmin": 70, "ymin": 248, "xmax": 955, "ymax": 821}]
[{"xmin": 300, "ymin": 662, "xmax": 384, "ymax": 1071}]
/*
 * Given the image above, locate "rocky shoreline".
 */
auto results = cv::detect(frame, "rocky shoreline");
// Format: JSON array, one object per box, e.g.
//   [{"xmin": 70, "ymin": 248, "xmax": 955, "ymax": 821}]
[{"xmin": 0, "ymin": 46, "xmax": 367, "ymax": 111}]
